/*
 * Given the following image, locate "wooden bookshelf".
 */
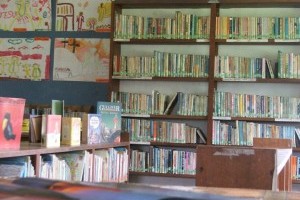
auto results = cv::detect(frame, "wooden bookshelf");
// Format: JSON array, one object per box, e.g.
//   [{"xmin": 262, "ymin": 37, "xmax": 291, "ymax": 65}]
[
  {"xmin": 110, "ymin": 0, "xmax": 300, "ymax": 189},
  {"xmin": 0, "ymin": 142, "xmax": 130, "ymax": 159}
]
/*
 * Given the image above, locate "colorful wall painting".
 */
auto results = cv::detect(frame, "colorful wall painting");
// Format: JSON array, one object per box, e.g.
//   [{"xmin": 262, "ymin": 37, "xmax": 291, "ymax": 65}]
[
  {"xmin": 56, "ymin": 0, "xmax": 111, "ymax": 32},
  {"xmin": 53, "ymin": 38, "xmax": 110, "ymax": 82},
  {"xmin": 0, "ymin": 0, "xmax": 51, "ymax": 31},
  {"xmin": 0, "ymin": 38, "xmax": 51, "ymax": 80}
]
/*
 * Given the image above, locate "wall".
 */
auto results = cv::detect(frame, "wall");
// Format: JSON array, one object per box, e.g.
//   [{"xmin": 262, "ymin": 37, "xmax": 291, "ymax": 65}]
[{"xmin": 0, "ymin": 0, "xmax": 110, "ymax": 106}]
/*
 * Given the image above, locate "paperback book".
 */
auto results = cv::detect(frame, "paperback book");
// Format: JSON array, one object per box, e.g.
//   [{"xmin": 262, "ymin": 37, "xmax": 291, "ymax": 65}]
[
  {"xmin": 96, "ymin": 101, "xmax": 122, "ymax": 143},
  {"xmin": 81, "ymin": 114, "xmax": 102, "ymax": 144},
  {"xmin": 41, "ymin": 114, "xmax": 62, "ymax": 148},
  {"xmin": 61, "ymin": 117, "xmax": 81, "ymax": 146}
]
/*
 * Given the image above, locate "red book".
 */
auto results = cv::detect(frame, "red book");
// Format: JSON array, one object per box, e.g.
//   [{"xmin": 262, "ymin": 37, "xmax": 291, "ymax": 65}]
[{"xmin": 0, "ymin": 97, "xmax": 25, "ymax": 150}]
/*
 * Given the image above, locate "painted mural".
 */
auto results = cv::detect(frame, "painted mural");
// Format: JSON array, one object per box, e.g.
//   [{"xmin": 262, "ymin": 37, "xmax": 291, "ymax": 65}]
[
  {"xmin": 0, "ymin": 0, "xmax": 51, "ymax": 31},
  {"xmin": 0, "ymin": 38, "xmax": 51, "ymax": 80},
  {"xmin": 53, "ymin": 38, "xmax": 110, "ymax": 82},
  {"xmin": 56, "ymin": 0, "xmax": 111, "ymax": 32}
]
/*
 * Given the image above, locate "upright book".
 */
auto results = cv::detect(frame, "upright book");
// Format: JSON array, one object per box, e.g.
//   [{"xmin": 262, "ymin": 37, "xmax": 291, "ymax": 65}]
[
  {"xmin": 81, "ymin": 113, "xmax": 102, "ymax": 144},
  {"xmin": 0, "ymin": 97, "xmax": 25, "ymax": 150},
  {"xmin": 41, "ymin": 114, "xmax": 62, "ymax": 148},
  {"xmin": 96, "ymin": 101, "xmax": 122, "ymax": 143},
  {"xmin": 61, "ymin": 117, "xmax": 81, "ymax": 146}
]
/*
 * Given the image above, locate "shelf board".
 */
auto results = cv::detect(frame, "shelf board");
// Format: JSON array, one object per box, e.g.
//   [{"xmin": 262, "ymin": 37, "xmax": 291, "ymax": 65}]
[
  {"xmin": 113, "ymin": 38, "xmax": 209, "ymax": 44},
  {"xmin": 130, "ymin": 141, "xmax": 151, "ymax": 145},
  {"xmin": 216, "ymin": 39, "xmax": 300, "ymax": 45},
  {"xmin": 216, "ymin": 78, "xmax": 300, "ymax": 84},
  {"xmin": 0, "ymin": 142, "xmax": 130, "ymax": 158},
  {"xmin": 151, "ymin": 115, "xmax": 207, "ymax": 120},
  {"xmin": 213, "ymin": 116, "xmax": 274, "ymax": 122},
  {"xmin": 112, "ymin": 76, "xmax": 208, "ymax": 82},
  {"xmin": 122, "ymin": 113, "xmax": 150, "ymax": 118},
  {"xmin": 213, "ymin": 116, "xmax": 300, "ymax": 123},
  {"xmin": 150, "ymin": 142, "xmax": 198, "ymax": 148},
  {"xmin": 115, "ymin": 0, "xmax": 209, "ymax": 8},
  {"xmin": 129, "ymin": 171, "xmax": 195, "ymax": 179},
  {"xmin": 219, "ymin": 0, "xmax": 300, "ymax": 7}
]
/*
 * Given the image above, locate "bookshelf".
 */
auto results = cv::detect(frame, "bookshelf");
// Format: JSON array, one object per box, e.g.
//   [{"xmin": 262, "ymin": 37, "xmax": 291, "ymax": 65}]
[
  {"xmin": 210, "ymin": 1, "xmax": 300, "ymax": 188},
  {"xmin": 0, "ymin": 134, "xmax": 130, "ymax": 182},
  {"xmin": 109, "ymin": 0, "xmax": 300, "ymax": 189},
  {"xmin": 110, "ymin": 0, "xmax": 210, "ymax": 184}
]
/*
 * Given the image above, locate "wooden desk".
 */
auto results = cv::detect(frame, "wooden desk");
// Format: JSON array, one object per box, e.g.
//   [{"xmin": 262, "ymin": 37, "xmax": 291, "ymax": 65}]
[{"xmin": 196, "ymin": 140, "xmax": 292, "ymax": 191}]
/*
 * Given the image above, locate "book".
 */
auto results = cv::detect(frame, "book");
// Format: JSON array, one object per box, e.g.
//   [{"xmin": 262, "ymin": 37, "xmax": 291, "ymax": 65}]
[
  {"xmin": 96, "ymin": 101, "xmax": 122, "ymax": 143},
  {"xmin": 41, "ymin": 114, "xmax": 62, "ymax": 148},
  {"xmin": 56, "ymin": 151, "xmax": 86, "ymax": 181},
  {"xmin": 266, "ymin": 59, "xmax": 275, "ymax": 78},
  {"xmin": 61, "ymin": 117, "xmax": 81, "ymax": 146},
  {"xmin": 163, "ymin": 92, "xmax": 179, "ymax": 115},
  {"xmin": 196, "ymin": 128, "xmax": 207, "ymax": 144},
  {"xmin": 0, "ymin": 97, "xmax": 26, "ymax": 150},
  {"xmin": 81, "ymin": 113, "xmax": 102, "ymax": 144},
  {"xmin": 51, "ymin": 100, "xmax": 64, "ymax": 116},
  {"xmin": 29, "ymin": 115, "xmax": 42, "ymax": 143}
]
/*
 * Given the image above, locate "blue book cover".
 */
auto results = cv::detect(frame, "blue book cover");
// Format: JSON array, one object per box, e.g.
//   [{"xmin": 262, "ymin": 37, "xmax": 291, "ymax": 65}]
[{"xmin": 96, "ymin": 101, "xmax": 122, "ymax": 143}]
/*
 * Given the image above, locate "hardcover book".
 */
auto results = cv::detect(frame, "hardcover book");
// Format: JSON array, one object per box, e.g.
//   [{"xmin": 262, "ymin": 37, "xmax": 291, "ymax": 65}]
[
  {"xmin": 96, "ymin": 101, "xmax": 122, "ymax": 143},
  {"xmin": 0, "ymin": 97, "xmax": 26, "ymax": 150},
  {"xmin": 81, "ymin": 114, "xmax": 102, "ymax": 144},
  {"xmin": 41, "ymin": 114, "xmax": 62, "ymax": 148},
  {"xmin": 61, "ymin": 117, "xmax": 81, "ymax": 146}
]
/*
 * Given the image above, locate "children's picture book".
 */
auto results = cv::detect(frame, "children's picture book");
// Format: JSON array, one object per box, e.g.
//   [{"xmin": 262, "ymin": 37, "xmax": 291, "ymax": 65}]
[
  {"xmin": 41, "ymin": 114, "xmax": 62, "ymax": 148},
  {"xmin": 81, "ymin": 113, "xmax": 102, "ymax": 144},
  {"xmin": 56, "ymin": 0, "xmax": 111, "ymax": 32},
  {"xmin": 61, "ymin": 117, "xmax": 81, "ymax": 146},
  {"xmin": 56, "ymin": 151, "xmax": 86, "ymax": 181},
  {"xmin": 0, "ymin": 38, "xmax": 51, "ymax": 80},
  {"xmin": 0, "ymin": 0, "xmax": 51, "ymax": 31},
  {"xmin": 0, "ymin": 97, "xmax": 25, "ymax": 150},
  {"xmin": 96, "ymin": 101, "xmax": 122, "ymax": 143},
  {"xmin": 53, "ymin": 38, "xmax": 110, "ymax": 82}
]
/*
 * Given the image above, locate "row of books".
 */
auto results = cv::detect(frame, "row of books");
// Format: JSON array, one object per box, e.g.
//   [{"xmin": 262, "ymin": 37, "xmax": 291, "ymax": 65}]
[
  {"xmin": 93, "ymin": 148, "xmax": 128, "ymax": 183},
  {"xmin": 122, "ymin": 118, "xmax": 207, "ymax": 144},
  {"xmin": 151, "ymin": 147, "xmax": 196, "ymax": 175},
  {"xmin": 213, "ymin": 120, "xmax": 296, "ymax": 146},
  {"xmin": 0, "ymin": 156, "xmax": 34, "ymax": 179},
  {"xmin": 114, "ymin": 14, "xmax": 300, "ymax": 40},
  {"xmin": 215, "ymin": 56, "xmax": 274, "ymax": 79},
  {"xmin": 113, "ymin": 51, "xmax": 209, "ymax": 78},
  {"xmin": 130, "ymin": 149, "xmax": 149, "ymax": 172},
  {"xmin": 114, "ymin": 12, "xmax": 210, "ymax": 39},
  {"xmin": 29, "ymin": 101, "xmax": 122, "ymax": 147},
  {"xmin": 216, "ymin": 16, "xmax": 300, "ymax": 40},
  {"xmin": 111, "ymin": 91, "xmax": 208, "ymax": 116},
  {"xmin": 39, "ymin": 148, "xmax": 128, "ymax": 183},
  {"xmin": 130, "ymin": 148, "xmax": 196, "ymax": 175},
  {"xmin": 277, "ymin": 51, "xmax": 300, "ymax": 79},
  {"xmin": 214, "ymin": 91, "xmax": 300, "ymax": 119},
  {"xmin": 112, "ymin": 50, "xmax": 300, "ymax": 80}
]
